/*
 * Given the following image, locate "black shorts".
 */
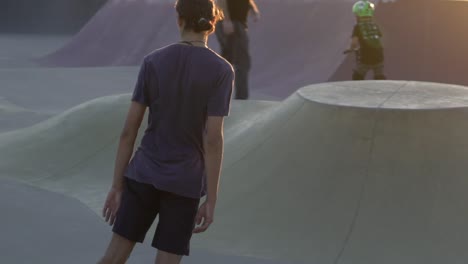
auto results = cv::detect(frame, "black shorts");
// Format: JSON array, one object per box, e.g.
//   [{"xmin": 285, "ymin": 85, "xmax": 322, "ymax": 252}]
[{"xmin": 112, "ymin": 178, "xmax": 200, "ymax": 256}]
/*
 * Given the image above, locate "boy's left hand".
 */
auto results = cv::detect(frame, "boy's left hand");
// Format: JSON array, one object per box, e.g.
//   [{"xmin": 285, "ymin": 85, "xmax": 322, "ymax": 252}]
[{"xmin": 102, "ymin": 186, "xmax": 123, "ymax": 226}]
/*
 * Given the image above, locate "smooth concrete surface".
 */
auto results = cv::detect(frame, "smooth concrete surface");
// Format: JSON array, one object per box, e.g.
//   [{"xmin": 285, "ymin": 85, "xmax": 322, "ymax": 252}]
[
  {"xmin": 0, "ymin": 34, "xmax": 69, "ymax": 68},
  {"xmin": 0, "ymin": 96, "xmax": 287, "ymax": 263},
  {"xmin": 298, "ymin": 81, "xmax": 468, "ymax": 109},
  {"xmin": 0, "ymin": 66, "xmax": 138, "ymax": 131},
  {"xmin": 2, "ymin": 0, "xmax": 468, "ymax": 262},
  {"xmin": 0, "ymin": 35, "xmax": 75, "ymax": 139},
  {"xmin": 0, "ymin": 66, "xmax": 279, "ymax": 132},
  {"xmin": 0, "ymin": 0, "xmax": 106, "ymax": 34},
  {"xmin": 202, "ymin": 81, "xmax": 468, "ymax": 263},
  {"xmin": 0, "ymin": 179, "xmax": 111, "ymax": 263},
  {"xmin": 0, "ymin": 97, "xmax": 50, "ymax": 132},
  {"xmin": 2, "ymin": 81, "xmax": 468, "ymax": 263},
  {"xmin": 0, "ymin": 178, "xmax": 301, "ymax": 264},
  {"xmin": 0, "ymin": 32, "xmax": 287, "ymax": 263},
  {"xmin": 0, "ymin": 67, "xmax": 138, "ymax": 114}
]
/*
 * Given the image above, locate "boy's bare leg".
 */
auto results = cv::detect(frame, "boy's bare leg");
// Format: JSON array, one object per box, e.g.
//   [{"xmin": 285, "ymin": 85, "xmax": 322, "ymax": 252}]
[
  {"xmin": 155, "ymin": 250, "xmax": 183, "ymax": 264},
  {"xmin": 373, "ymin": 64, "xmax": 386, "ymax": 80},
  {"xmin": 98, "ymin": 234, "xmax": 136, "ymax": 264}
]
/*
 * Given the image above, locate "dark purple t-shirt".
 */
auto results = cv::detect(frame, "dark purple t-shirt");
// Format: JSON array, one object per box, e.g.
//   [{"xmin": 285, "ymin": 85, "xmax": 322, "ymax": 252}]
[{"xmin": 125, "ymin": 44, "xmax": 234, "ymax": 199}]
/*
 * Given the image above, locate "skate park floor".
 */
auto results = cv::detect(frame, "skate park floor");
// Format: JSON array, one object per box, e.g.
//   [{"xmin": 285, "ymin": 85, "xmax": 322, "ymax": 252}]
[
  {"xmin": 0, "ymin": 33, "xmax": 303, "ymax": 263},
  {"xmin": 3, "ymin": 0, "xmax": 468, "ymax": 262},
  {"xmin": 1, "ymin": 178, "xmax": 301, "ymax": 264},
  {"xmin": 6, "ymin": 0, "xmax": 468, "ymax": 260},
  {"xmin": 3, "ymin": 30, "xmax": 468, "ymax": 263},
  {"xmin": 0, "ymin": 34, "xmax": 69, "ymax": 68}
]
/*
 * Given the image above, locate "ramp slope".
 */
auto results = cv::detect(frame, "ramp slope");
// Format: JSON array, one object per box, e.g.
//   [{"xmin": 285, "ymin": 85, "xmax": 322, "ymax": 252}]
[
  {"xmin": 1, "ymin": 178, "xmax": 292, "ymax": 264},
  {"xmin": 0, "ymin": 96, "xmax": 278, "ymax": 212},
  {"xmin": 0, "ymin": 179, "xmax": 111, "ymax": 263},
  {"xmin": 330, "ymin": 0, "xmax": 468, "ymax": 86},
  {"xmin": 0, "ymin": 97, "xmax": 51, "ymax": 132},
  {"xmin": 1, "ymin": 81, "xmax": 468, "ymax": 263},
  {"xmin": 41, "ymin": 0, "xmax": 354, "ymax": 98},
  {"xmin": 0, "ymin": 0, "xmax": 107, "ymax": 34}
]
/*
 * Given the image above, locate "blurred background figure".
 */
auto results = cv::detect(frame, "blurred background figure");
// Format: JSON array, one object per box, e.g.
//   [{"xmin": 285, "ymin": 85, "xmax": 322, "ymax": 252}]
[
  {"xmin": 348, "ymin": 0, "xmax": 386, "ymax": 80},
  {"xmin": 216, "ymin": 0, "xmax": 260, "ymax": 100}
]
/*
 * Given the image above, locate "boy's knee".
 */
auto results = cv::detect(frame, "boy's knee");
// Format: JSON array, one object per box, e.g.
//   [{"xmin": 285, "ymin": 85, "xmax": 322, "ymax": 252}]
[
  {"xmin": 97, "ymin": 256, "xmax": 112, "ymax": 264},
  {"xmin": 155, "ymin": 250, "xmax": 183, "ymax": 264},
  {"xmin": 352, "ymin": 71, "xmax": 365, "ymax": 80},
  {"xmin": 374, "ymin": 74, "xmax": 386, "ymax": 80},
  {"xmin": 97, "ymin": 256, "xmax": 125, "ymax": 264}
]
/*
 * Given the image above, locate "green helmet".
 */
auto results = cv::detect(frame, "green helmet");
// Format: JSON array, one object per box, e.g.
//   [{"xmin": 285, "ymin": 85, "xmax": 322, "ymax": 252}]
[{"xmin": 352, "ymin": 0, "xmax": 375, "ymax": 17}]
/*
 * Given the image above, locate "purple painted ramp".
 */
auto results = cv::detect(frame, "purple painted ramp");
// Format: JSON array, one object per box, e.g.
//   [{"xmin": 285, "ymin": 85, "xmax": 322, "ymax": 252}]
[
  {"xmin": 41, "ymin": 0, "xmax": 354, "ymax": 98},
  {"xmin": 0, "ymin": 0, "xmax": 106, "ymax": 34},
  {"xmin": 330, "ymin": 0, "xmax": 468, "ymax": 86}
]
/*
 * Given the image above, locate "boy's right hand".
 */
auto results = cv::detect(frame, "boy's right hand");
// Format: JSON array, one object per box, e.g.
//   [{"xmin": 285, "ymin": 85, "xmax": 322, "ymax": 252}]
[{"xmin": 193, "ymin": 201, "xmax": 216, "ymax": 233}]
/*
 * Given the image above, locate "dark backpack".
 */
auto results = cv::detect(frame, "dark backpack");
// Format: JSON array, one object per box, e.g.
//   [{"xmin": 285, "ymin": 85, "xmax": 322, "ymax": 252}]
[{"xmin": 358, "ymin": 21, "xmax": 383, "ymax": 50}]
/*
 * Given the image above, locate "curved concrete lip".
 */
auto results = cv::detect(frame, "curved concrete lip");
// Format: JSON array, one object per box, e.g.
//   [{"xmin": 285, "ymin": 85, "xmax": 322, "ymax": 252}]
[{"xmin": 298, "ymin": 81, "xmax": 468, "ymax": 110}]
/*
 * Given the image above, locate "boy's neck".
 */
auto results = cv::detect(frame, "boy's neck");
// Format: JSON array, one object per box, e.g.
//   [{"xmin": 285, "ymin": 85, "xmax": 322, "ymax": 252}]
[{"xmin": 180, "ymin": 31, "xmax": 208, "ymax": 47}]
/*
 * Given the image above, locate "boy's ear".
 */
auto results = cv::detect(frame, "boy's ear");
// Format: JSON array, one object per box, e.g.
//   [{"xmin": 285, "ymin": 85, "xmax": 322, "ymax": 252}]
[{"xmin": 177, "ymin": 17, "xmax": 184, "ymax": 28}]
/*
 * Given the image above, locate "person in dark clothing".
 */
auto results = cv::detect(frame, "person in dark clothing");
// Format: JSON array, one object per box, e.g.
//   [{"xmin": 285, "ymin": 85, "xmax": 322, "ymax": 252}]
[
  {"xmin": 98, "ymin": 1, "xmax": 233, "ymax": 263},
  {"xmin": 216, "ymin": 0, "xmax": 260, "ymax": 99},
  {"xmin": 348, "ymin": 0, "xmax": 386, "ymax": 80}
]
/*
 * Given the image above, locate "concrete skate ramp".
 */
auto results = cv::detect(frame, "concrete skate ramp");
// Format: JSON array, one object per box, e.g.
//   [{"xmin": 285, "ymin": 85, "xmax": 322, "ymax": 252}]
[
  {"xmin": 1, "ymin": 178, "xmax": 291, "ymax": 264},
  {"xmin": 1, "ymin": 81, "xmax": 468, "ymax": 263},
  {"xmin": 0, "ymin": 97, "xmax": 51, "ymax": 133},
  {"xmin": 0, "ymin": 96, "xmax": 277, "ymax": 212},
  {"xmin": 330, "ymin": 0, "xmax": 468, "ymax": 86},
  {"xmin": 0, "ymin": 0, "xmax": 107, "ymax": 34},
  {"xmin": 0, "ymin": 67, "xmax": 138, "ymax": 114},
  {"xmin": 0, "ymin": 179, "xmax": 111, "ymax": 263},
  {"xmin": 41, "ymin": 0, "xmax": 354, "ymax": 98}
]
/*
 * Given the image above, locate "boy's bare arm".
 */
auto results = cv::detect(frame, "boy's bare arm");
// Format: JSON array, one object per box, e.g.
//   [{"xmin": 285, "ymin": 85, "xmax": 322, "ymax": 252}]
[
  {"xmin": 113, "ymin": 102, "xmax": 146, "ymax": 189},
  {"xmin": 203, "ymin": 116, "xmax": 225, "ymax": 203},
  {"xmin": 103, "ymin": 101, "xmax": 146, "ymax": 225},
  {"xmin": 249, "ymin": 0, "xmax": 260, "ymax": 21},
  {"xmin": 193, "ymin": 116, "xmax": 224, "ymax": 234},
  {"xmin": 218, "ymin": 0, "xmax": 230, "ymax": 20},
  {"xmin": 249, "ymin": 0, "xmax": 260, "ymax": 15},
  {"xmin": 350, "ymin": 36, "xmax": 360, "ymax": 50}
]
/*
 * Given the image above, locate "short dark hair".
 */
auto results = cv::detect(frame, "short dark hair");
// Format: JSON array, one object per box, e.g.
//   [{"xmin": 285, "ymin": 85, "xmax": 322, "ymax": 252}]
[{"xmin": 175, "ymin": 0, "xmax": 224, "ymax": 33}]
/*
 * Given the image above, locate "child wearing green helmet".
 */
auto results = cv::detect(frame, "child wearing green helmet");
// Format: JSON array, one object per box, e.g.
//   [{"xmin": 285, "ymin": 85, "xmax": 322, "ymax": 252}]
[{"xmin": 348, "ymin": 0, "xmax": 386, "ymax": 80}]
